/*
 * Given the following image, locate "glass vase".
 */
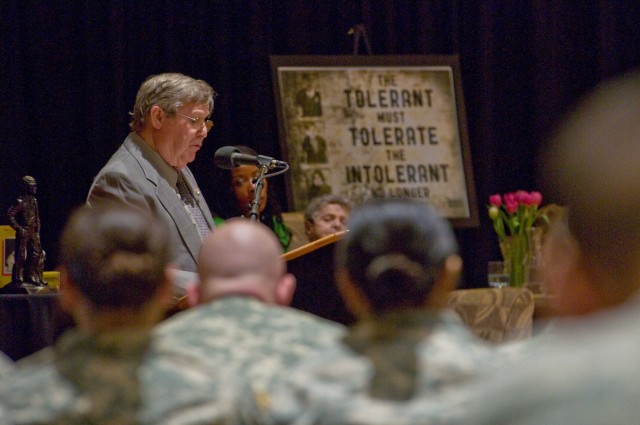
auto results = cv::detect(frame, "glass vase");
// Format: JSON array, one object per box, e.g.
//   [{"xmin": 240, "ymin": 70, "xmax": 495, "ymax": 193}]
[{"xmin": 499, "ymin": 230, "xmax": 533, "ymax": 287}]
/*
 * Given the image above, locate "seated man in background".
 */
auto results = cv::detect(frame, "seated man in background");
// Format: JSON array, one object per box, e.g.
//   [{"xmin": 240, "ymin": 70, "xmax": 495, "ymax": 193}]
[
  {"xmin": 304, "ymin": 194, "xmax": 351, "ymax": 242},
  {"xmin": 0, "ymin": 205, "xmax": 258, "ymax": 424},
  {"xmin": 154, "ymin": 218, "xmax": 345, "ymax": 400},
  {"xmin": 270, "ymin": 199, "xmax": 505, "ymax": 424},
  {"xmin": 445, "ymin": 71, "xmax": 640, "ymax": 425}
]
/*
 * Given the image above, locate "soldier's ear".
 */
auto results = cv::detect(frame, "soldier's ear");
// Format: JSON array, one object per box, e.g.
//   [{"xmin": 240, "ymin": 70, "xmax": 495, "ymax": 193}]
[
  {"xmin": 275, "ymin": 273, "xmax": 296, "ymax": 306},
  {"xmin": 426, "ymin": 254, "xmax": 462, "ymax": 310},
  {"xmin": 58, "ymin": 266, "xmax": 81, "ymax": 316},
  {"xmin": 156, "ymin": 266, "xmax": 176, "ymax": 310},
  {"xmin": 336, "ymin": 268, "xmax": 371, "ymax": 319}
]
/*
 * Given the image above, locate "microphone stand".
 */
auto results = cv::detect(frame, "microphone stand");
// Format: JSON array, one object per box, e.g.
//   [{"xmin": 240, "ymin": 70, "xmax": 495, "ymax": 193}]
[{"xmin": 248, "ymin": 163, "xmax": 270, "ymax": 222}]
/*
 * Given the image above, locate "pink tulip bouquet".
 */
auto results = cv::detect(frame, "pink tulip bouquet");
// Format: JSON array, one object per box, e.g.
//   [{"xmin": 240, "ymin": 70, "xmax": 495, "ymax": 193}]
[
  {"xmin": 487, "ymin": 190, "xmax": 545, "ymax": 286},
  {"xmin": 488, "ymin": 190, "xmax": 543, "ymax": 242}
]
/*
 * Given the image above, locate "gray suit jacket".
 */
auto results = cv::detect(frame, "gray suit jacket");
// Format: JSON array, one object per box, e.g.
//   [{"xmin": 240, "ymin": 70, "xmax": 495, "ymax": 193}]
[{"xmin": 87, "ymin": 132, "xmax": 215, "ymax": 273}]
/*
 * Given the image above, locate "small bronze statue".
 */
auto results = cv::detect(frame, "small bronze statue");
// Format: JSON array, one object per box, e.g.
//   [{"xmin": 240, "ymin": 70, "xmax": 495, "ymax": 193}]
[{"xmin": 7, "ymin": 176, "xmax": 46, "ymax": 286}]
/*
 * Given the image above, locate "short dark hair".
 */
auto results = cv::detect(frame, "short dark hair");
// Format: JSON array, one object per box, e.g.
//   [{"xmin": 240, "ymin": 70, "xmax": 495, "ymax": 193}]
[
  {"xmin": 60, "ymin": 204, "xmax": 174, "ymax": 311},
  {"xmin": 336, "ymin": 199, "xmax": 457, "ymax": 312}
]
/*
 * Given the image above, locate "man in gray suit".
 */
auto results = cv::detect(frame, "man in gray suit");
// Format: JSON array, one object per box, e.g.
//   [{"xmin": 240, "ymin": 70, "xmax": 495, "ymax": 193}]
[{"xmin": 88, "ymin": 73, "xmax": 217, "ymax": 288}]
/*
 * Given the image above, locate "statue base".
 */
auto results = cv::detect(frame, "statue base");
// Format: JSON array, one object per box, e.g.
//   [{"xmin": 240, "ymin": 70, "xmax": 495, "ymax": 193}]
[
  {"xmin": 0, "ymin": 279, "xmax": 49, "ymax": 294},
  {"xmin": 0, "ymin": 281, "xmax": 29, "ymax": 294}
]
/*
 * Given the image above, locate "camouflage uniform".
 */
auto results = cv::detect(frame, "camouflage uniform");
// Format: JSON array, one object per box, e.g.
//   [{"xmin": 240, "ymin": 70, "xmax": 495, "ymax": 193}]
[
  {"xmin": 443, "ymin": 297, "xmax": 640, "ymax": 425},
  {"xmin": 0, "ymin": 328, "xmax": 263, "ymax": 424},
  {"xmin": 154, "ymin": 296, "xmax": 346, "ymax": 397},
  {"xmin": 269, "ymin": 309, "xmax": 511, "ymax": 425}
]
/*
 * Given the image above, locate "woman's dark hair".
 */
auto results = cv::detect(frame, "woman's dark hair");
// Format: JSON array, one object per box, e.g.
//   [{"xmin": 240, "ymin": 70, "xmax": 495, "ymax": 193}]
[
  {"xmin": 211, "ymin": 146, "xmax": 290, "ymax": 250},
  {"xmin": 336, "ymin": 199, "xmax": 458, "ymax": 313},
  {"xmin": 60, "ymin": 204, "xmax": 173, "ymax": 311},
  {"xmin": 211, "ymin": 145, "xmax": 285, "ymax": 219}
]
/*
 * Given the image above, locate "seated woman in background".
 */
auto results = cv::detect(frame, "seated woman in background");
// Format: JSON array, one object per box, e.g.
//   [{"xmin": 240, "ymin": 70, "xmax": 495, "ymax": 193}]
[
  {"xmin": 211, "ymin": 145, "xmax": 292, "ymax": 251},
  {"xmin": 269, "ymin": 199, "xmax": 508, "ymax": 424}
]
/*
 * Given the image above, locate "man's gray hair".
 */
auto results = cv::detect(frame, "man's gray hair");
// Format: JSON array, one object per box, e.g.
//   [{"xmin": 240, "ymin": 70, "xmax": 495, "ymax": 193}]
[
  {"xmin": 129, "ymin": 73, "xmax": 217, "ymax": 131},
  {"xmin": 304, "ymin": 194, "xmax": 352, "ymax": 223}
]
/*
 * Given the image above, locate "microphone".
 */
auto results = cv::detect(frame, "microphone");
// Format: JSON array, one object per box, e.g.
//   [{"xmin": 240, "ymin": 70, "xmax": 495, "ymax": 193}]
[{"xmin": 214, "ymin": 146, "xmax": 288, "ymax": 170}]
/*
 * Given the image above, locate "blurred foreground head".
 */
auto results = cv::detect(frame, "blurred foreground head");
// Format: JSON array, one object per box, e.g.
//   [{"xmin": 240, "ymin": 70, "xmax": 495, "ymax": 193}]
[
  {"xmin": 197, "ymin": 218, "xmax": 296, "ymax": 305},
  {"xmin": 335, "ymin": 199, "xmax": 461, "ymax": 317},
  {"xmin": 541, "ymin": 72, "xmax": 640, "ymax": 307},
  {"xmin": 59, "ymin": 204, "xmax": 174, "ymax": 327}
]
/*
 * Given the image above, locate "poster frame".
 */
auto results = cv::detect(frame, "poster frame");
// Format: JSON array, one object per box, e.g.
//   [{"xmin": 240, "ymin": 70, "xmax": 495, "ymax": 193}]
[{"xmin": 270, "ymin": 54, "xmax": 479, "ymax": 228}]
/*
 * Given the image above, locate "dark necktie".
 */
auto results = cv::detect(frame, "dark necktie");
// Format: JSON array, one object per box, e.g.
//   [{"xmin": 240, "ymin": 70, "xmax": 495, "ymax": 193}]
[{"xmin": 176, "ymin": 171, "xmax": 210, "ymax": 240}]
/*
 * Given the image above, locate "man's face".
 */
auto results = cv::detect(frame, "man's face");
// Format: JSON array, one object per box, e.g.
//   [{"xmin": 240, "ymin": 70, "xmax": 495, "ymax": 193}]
[
  {"xmin": 306, "ymin": 203, "xmax": 349, "ymax": 241},
  {"xmin": 26, "ymin": 183, "xmax": 36, "ymax": 195},
  {"xmin": 155, "ymin": 102, "xmax": 210, "ymax": 169}
]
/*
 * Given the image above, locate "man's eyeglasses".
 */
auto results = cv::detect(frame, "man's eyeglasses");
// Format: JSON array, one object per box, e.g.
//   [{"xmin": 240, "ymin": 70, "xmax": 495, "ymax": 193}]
[{"xmin": 175, "ymin": 113, "xmax": 214, "ymax": 131}]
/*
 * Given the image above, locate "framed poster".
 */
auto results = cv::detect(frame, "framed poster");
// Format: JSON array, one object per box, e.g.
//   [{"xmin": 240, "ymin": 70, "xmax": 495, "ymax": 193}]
[
  {"xmin": 270, "ymin": 55, "xmax": 479, "ymax": 228},
  {"xmin": 1, "ymin": 225, "xmax": 16, "ymax": 288}
]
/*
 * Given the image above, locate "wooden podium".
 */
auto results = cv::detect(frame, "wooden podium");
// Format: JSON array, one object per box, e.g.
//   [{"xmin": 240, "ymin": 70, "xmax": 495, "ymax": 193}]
[{"xmin": 282, "ymin": 231, "xmax": 356, "ymax": 326}]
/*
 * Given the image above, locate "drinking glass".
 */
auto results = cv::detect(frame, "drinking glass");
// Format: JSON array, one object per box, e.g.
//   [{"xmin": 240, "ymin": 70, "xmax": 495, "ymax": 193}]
[{"xmin": 488, "ymin": 261, "xmax": 509, "ymax": 288}]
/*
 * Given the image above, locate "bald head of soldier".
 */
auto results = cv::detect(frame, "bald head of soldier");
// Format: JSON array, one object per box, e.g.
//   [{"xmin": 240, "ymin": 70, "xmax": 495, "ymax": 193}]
[{"xmin": 196, "ymin": 218, "xmax": 296, "ymax": 305}]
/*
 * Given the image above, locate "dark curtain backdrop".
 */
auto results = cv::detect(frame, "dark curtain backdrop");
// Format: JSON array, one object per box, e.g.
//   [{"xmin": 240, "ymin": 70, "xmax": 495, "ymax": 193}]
[{"xmin": 2, "ymin": 1, "xmax": 640, "ymax": 289}]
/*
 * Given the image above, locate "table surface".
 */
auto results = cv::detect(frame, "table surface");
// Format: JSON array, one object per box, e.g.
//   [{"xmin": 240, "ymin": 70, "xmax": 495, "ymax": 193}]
[{"xmin": 0, "ymin": 292, "xmax": 69, "ymax": 361}]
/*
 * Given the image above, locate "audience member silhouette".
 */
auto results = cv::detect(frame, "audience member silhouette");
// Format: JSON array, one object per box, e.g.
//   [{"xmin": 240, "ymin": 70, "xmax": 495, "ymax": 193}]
[
  {"xmin": 0, "ymin": 204, "xmax": 259, "ymax": 424},
  {"xmin": 447, "ymin": 71, "xmax": 640, "ymax": 425},
  {"xmin": 154, "ymin": 218, "xmax": 345, "ymax": 401},
  {"xmin": 270, "ymin": 199, "xmax": 504, "ymax": 424}
]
